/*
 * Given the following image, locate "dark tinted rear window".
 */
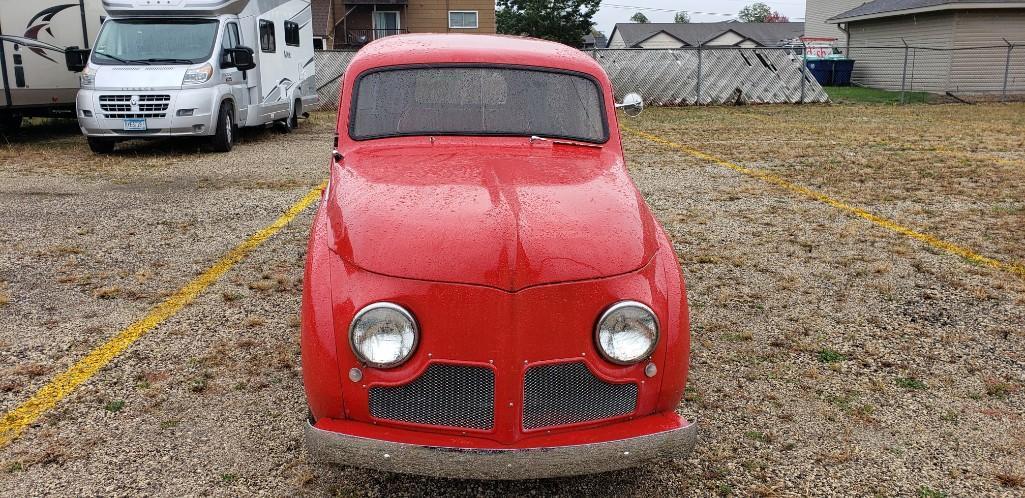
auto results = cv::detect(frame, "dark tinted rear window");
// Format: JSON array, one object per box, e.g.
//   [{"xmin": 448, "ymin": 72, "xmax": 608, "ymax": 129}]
[{"xmin": 350, "ymin": 67, "xmax": 607, "ymax": 143}]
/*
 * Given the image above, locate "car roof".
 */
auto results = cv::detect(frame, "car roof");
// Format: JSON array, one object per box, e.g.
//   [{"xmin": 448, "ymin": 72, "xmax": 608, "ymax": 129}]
[{"xmin": 345, "ymin": 34, "xmax": 607, "ymax": 79}]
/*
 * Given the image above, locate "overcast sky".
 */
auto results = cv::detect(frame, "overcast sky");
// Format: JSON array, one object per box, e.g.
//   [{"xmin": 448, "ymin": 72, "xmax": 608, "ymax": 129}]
[{"xmin": 591, "ymin": 0, "xmax": 808, "ymax": 36}]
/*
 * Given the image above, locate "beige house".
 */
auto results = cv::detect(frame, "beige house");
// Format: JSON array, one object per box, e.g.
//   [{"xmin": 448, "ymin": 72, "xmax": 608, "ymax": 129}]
[
  {"xmin": 312, "ymin": 0, "xmax": 496, "ymax": 49},
  {"xmin": 827, "ymin": 0, "xmax": 1025, "ymax": 93},
  {"xmin": 606, "ymin": 22, "xmax": 805, "ymax": 49},
  {"xmin": 804, "ymin": 0, "xmax": 867, "ymax": 41}
]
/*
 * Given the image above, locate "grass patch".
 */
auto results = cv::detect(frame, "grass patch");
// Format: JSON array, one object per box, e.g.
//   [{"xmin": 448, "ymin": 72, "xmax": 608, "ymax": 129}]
[
  {"xmin": 104, "ymin": 400, "xmax": 125, "ymax": 412},
  {"xmin": 896, "ymin": 377, "xmax": 927, "ymax": 390},
  {"xmin": 917, "ymin": 486, "xmax": 947, "ymax": 498},
  {"xmin": 825, "ymin": 86, "xmax": 930, "ymax": 104},
  {"xmin": 817, "ymin": 348, "xmax": 847, "ymax": 363}
]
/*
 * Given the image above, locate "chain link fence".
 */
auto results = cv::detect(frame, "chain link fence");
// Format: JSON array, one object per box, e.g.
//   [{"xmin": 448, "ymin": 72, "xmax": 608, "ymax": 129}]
[
  {"xmin": 312, "ymin": 47, "xmax": 828, "ymax": 110},
  {"xmin": 839, "ymin": 42, "xmax": 1024, "ymax": 102}
]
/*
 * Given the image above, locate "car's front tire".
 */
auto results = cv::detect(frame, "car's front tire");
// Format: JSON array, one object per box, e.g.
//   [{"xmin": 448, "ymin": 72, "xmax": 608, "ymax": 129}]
[
  {"xmin": 87, "ymin": 137, "xmax": 116, "ymax": 154},
  {"xmin": 211, "ymin": 101, "xmax": 235, "ymax": 153}
]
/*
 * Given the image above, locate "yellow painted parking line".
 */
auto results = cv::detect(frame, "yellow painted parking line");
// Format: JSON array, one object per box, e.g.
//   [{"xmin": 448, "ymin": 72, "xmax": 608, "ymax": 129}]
[
  {"xmin": 622, "ymin": 126, "xmax": 1025, "ymax": 279},
  {"xmin": 0, "ymin": 181, "xmax": 327, "ymax": 448}
]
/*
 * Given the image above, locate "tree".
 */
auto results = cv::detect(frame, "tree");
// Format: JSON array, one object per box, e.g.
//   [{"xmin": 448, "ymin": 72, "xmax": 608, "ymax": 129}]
[
  {"xmin": 738, "ymin": 2, "xmax": 772, "ymax": 22},
  {"xmin": 630, "ymin": 12, "xmax": 649, "ymax": 23},
  {"xmin": 496, "ymin": 0, "xmax": 602, "ymax": 47},
  {"xmin": 674, "ymin": 11, "xmax": 691, "ymax": 23},
  {"xmin": 765, "ymin": 11, "xmax": 790, "ymax": 22}
]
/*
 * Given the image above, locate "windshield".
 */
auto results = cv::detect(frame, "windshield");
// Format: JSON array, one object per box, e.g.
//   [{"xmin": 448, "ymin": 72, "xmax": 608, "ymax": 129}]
[
  {"xmin": 350, "ymin": 67, "xmax": 608, "ymax": 143},
  {"xmin": 92, "ymin": 19, "xmax": 219, "ymax": 65}
]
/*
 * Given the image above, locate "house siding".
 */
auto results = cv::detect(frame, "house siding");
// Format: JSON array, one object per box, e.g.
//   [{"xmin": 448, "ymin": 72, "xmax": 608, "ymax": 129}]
[
  {"xmin": 705, "ymin": 31, "xmax": 746, "ymax": 46},
  {"xmin": 804, "ymin": 0, "xmax": 865, "ymax": 41},
  {"xmin": 608, "ymin": 30, "xmax": 627, "ymax": 48},
  {"xmin": 949, "ymin": 10, "xmax": 1025, "ymax": 92},
  {"xmin": 405, "ymin": 0, "xmax": 496, "ymax": 34},
  {"xmin": 638, "ymin": 32, "xmax": 685, "ymax": 48},
  {"xmin": 847, "ymin": 12, "xmax": 956, "ymax": 92}
]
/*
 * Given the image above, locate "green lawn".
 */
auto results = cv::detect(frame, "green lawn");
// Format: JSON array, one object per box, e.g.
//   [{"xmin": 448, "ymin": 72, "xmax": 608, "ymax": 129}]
[{"xmin": 824, "ymin": 85, "xmax": 931, "ymax": 104}]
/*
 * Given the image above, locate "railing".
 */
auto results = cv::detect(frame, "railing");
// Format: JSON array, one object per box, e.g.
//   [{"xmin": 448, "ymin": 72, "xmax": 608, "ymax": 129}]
[{"xmin": 346, "ymin": 28, "xmax": 408, "ymax": 45}]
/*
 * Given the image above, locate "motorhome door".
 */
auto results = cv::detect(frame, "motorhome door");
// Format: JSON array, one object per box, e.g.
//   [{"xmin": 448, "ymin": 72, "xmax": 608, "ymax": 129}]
[{"xmin": 219, "ymin": 20, "xmax": 250, "ymax": 125}]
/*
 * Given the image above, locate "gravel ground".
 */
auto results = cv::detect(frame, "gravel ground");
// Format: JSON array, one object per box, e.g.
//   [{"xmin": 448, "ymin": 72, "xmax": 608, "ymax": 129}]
[{"xmin": 1, "ymin": 105, "xmax": 1023, "ymax": 496}]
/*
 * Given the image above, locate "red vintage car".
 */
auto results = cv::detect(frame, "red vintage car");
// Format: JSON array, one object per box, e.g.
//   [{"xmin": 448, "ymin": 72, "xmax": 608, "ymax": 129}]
[{"xmin": 301, "ymin": 33, "xmax": 695, "ymax": 479}]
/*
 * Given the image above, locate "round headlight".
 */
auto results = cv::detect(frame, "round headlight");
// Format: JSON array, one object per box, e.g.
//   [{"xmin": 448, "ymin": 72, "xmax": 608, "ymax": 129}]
[
  {"xmin": 349, "ymin": 302, "xmax": 418, "ymax": 368},
  {"xmin": 595, "ymin": 301, "xmax": 659, "ymax": 365}
]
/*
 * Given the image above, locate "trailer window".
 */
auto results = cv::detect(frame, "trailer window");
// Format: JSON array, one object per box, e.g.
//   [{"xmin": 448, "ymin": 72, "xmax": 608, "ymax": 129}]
[
  {"xmin": 285, "ymin": 21, "xmax": 300, "ymax": 47},
  {"xmin": 260, "ymin": 20, "xmax": 276, "ymax": 53},
  {"xmin": 350, "ymin": 66, "xmax": 608, "ymax": 143}
]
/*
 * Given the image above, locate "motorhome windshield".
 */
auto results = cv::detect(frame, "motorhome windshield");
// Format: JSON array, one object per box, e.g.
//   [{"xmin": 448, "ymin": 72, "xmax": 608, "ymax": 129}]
[{"xmin": 92, "ymin": 19, "xmax": 219, "ymax": 65}]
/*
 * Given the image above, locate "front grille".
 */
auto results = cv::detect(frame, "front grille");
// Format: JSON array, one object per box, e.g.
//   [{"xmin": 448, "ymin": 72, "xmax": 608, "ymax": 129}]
[
  {"xmin": 99, "ymin": 94, "xmax": 170, "ymax": 118},
  {"xmin": 369, "ymin": 364, "xmax": 495, "ymax": 430},
  {"xmin": 523, "ymin": 362, "xmax": 638, "ymax": 430}
]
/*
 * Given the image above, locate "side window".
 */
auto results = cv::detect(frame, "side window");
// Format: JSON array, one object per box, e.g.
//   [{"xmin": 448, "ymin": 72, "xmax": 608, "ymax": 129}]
[
  {"xmin": 220, "ymin": 22, "xmax": 240, "ymax": 67},
  {"xmin": 260, "ymin": 20, "xmax": 276, "ymax": 53},
  {"xmin": 285, "ymin": 21, "xmax": 300, "ymax": 47}
]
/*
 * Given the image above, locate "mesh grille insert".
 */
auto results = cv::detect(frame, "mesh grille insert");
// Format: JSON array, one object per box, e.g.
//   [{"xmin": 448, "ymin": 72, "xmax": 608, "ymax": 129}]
[
  {"xmin": 523, "ymin": 362, "xmax": 638, "ymax": 430},
  {"xmin": 369, "ymin": 364, "xmax": 494, "ymax": 430}
]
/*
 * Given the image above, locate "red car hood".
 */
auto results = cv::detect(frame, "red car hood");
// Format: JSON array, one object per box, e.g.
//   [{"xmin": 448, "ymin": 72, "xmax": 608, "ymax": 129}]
[{"xmin": 325, "ymin": 140, "xmax": 658, "ymax": 292}]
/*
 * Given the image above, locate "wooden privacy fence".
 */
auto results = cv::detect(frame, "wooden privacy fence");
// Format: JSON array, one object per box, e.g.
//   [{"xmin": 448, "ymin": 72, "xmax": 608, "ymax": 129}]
[{"xmin": 312, "ymin": 47, "xmax": 829, "ymax": 110}]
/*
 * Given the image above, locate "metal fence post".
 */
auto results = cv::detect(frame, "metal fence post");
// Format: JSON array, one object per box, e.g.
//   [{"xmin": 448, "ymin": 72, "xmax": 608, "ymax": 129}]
[
  {"xmin": 1003, "ymin": 39, "xmax": 1013, "ymax": 102},
  {"xmin": 695, "ymin": 46, "xmax": 703, "ymax": 105},
  {"xmin": 900, "ymin": 38, "xmax": 909, "ymax": 104}
]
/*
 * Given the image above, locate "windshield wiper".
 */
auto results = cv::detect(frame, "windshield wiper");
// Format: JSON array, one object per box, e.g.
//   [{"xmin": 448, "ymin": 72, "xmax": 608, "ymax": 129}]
[
  {"xmin": 92, "ymin": 51, "xmax": 148, "ymax": 65},
  {"xmin": 138, "ymin": 58, "xmax": 196, "ymax": 64}
]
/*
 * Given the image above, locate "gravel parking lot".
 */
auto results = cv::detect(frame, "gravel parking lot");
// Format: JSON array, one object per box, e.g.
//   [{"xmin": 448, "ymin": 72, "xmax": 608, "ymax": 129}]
[{"xmin": 1, "ymin": 104, "xmax": 1023, "ymax": 496}]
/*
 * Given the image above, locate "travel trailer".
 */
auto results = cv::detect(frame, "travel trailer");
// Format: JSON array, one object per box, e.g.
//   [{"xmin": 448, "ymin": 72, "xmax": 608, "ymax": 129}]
[
  {"xmin": 68, "ymin": 0, "xmax": 317, "ymax": 153},
  {"xmin": 0, "ymin": 1, "xmax": 105, "ymax": 130}
]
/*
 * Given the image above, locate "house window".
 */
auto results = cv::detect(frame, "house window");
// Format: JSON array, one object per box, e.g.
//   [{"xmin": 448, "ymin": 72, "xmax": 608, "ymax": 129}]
[
  {"xmin": 259, "ymin": 19, "xmax": 276, "ymax": 52},
  {"xmin": 285, "ymin": 21, "xmax": 300, "ymax": 47},
  {"xmin": 313, "ymin": 37, "xmax": 325, "ymax": 50},
  {"xmin": 448, "ymin": 11, "xmax": 478, "ymax": 29}
]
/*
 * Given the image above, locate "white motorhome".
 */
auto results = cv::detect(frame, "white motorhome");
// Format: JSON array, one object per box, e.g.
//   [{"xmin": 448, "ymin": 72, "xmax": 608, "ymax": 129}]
[
  {"xmin": 71, "ymin": 0, "xmax": 317, "ymax": 153},
  {"xmin": 0, "ymin": 1, "xmax": 105, "ymax": 131}
]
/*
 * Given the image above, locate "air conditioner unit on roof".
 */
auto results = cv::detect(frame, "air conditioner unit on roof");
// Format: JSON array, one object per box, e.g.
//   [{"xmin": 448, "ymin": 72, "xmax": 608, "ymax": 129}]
[{"xmin": 101, "ymin": 0, "xmax": 251, "ymax": 16}]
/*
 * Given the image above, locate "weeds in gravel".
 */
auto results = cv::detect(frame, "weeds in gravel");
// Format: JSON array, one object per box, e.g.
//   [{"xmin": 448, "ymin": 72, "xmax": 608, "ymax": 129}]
[
  {"xmin": 104, "ymin": 400, "xmax": 125, "ymax": 413},
  {"xmin": 896, "ymin": 377, "xmax": 927, "ymax": 390},
  {"xmin": 917, "ymin": 486, "xmax": 947, "ymax": 498},
  {"xmin": 983, "ymin": 377, "xmax": 1017, "ymax": 399},
  {"xmin": 817, "ymin": 349, "xmax": 847, "ymax": 363},
  {"xmin": 188, "ymin": 372, "xmax": 213, "ymax": 393},
  {"xmin": 0, "ymin": 282, "xmax": 9, "ymax": 306},
  {"xmin": 220, "ymin": 473, "xmax": 238, "ymax": 485},
  {"xmin": 222, "ymin": 291, "xmax": 243, "ymax": 302},
  {"xmin": 996, "ymin": 472, "xmax": 1025, "ymax": 488},
  {"xmin": 159, "ymin": 419, "xmax": 180, "ymax": 430},
  {"xmin": 93, "ymin": 286, "xmax": 121, "ymax": 299}
]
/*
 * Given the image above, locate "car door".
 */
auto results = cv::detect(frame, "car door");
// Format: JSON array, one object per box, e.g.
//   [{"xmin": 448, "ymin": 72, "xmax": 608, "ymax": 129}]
[{"xmin": 219, "ymin": 21, "xmax": 250, "ymax": 125}]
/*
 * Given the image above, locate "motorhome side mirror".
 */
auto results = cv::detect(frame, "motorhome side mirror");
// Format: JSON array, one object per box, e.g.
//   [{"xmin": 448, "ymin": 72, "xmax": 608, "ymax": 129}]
[
  {"xmin": 228, "ymin": 47, "xmax": 256, "ymax": 71},
  {"xmin": 65, "ymin": 47, "xmax": 91, "ymax": 73},
  {"xmin": 615, "ymin": 92, "xmax": 644, "ymax": 118}
]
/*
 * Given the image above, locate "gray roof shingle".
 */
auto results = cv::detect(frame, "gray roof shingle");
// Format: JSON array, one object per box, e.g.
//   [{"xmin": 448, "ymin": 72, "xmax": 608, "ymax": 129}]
[
  {"xmin": 610, "ymin": 22, "xmax": 805, "ymax": 48},
  {"xmin": 829, "ymin": 0, "xmax": 1025, "ymax": 21}
]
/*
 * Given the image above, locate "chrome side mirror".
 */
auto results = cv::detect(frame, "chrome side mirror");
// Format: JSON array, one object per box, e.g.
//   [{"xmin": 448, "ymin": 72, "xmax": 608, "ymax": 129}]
[{"xmin": 616, "ymin": 92, "xmax": 644, "ymax": 117}]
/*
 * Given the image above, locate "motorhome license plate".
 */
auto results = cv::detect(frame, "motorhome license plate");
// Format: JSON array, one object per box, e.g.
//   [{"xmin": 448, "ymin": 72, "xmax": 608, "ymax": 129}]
[{"xmin": 123, "ymin": 118, "xmax": 147, "ymax": 131}]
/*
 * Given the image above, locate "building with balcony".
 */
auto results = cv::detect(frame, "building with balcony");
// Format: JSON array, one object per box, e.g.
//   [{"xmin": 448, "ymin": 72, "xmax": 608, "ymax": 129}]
[{"xmin": 312, "ymin": 0, "xmax": 496, "ymax": 49}]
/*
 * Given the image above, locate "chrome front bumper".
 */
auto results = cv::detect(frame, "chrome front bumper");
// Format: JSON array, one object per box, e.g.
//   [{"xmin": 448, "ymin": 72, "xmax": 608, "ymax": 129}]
[{"xmin": 304, "ymin": 418, "xmax": 698, "ymax": 480}]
